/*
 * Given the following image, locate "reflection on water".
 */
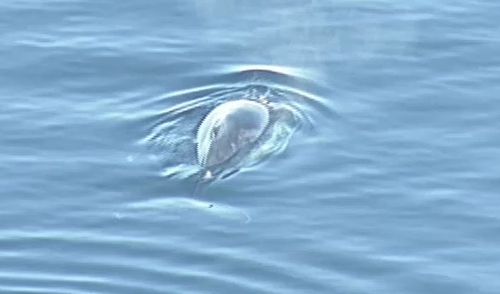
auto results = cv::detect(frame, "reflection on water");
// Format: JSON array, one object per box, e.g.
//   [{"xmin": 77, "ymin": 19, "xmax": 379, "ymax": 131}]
[{"xmin": 124, "ymin": 197, "xmax": 251, "ymax": 224}]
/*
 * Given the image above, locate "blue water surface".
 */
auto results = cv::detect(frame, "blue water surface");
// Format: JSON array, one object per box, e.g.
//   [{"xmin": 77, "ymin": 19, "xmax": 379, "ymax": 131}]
[{"xmin": 1, "ymin": 1, "xmax": 500, "ymax": 293}]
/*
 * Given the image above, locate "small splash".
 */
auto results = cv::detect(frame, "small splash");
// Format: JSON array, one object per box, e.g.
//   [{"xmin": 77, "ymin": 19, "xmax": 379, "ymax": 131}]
[{"xmin": 160, "ymin": 163, "xmax": 199, "ymax": 179}]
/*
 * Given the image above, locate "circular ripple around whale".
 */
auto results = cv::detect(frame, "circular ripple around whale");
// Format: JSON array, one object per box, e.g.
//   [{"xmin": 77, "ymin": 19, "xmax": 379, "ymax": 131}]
[{"xmin": 139, "ymin": 67, "xmax": 333, "ymax": 180}]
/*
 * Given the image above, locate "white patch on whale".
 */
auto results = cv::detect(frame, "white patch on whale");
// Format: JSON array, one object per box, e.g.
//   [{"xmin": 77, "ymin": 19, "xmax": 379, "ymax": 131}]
[{"xmin": 196, "ymin": 99, "xmax": 270, "ymax": 177}]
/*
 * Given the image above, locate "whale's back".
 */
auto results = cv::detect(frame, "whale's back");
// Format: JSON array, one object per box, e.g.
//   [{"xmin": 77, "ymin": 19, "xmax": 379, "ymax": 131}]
[{"xmin": 196, "ymin": 100, "xmax": 270, "ymax": 168}]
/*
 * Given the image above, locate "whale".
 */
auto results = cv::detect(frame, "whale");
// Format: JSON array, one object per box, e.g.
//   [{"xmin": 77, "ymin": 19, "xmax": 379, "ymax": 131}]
[{"xmin": 196, "ymin": 99, "xmax": 270, "ymax": 180}]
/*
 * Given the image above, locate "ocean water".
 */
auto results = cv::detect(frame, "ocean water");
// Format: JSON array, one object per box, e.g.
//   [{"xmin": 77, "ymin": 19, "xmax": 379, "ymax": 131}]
[{"xmin": 1, "ymin": 0, "xmax": 500, "ymax": 293}]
